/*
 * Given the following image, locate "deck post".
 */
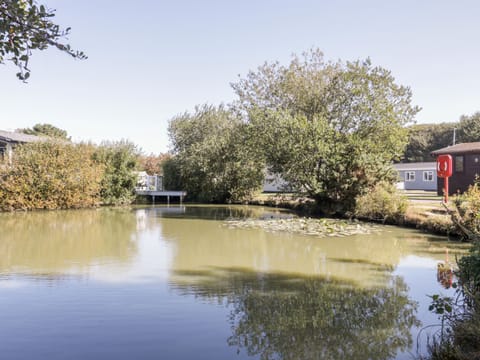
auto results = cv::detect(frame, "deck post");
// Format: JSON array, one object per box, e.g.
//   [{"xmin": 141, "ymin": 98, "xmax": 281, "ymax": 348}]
[
  {"xmin": 167, "ymin": 196, "xmax": 170, "ymax": 205},
  {"xmin": 153, "ymin": 195, "xmax": 155, "ymax": 205}
]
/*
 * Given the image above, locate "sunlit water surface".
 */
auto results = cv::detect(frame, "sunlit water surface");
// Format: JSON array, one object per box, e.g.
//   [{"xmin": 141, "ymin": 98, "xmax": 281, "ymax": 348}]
[{"xmin": 0, "ymin": 205, "xmax": 469, "ymax": 360}]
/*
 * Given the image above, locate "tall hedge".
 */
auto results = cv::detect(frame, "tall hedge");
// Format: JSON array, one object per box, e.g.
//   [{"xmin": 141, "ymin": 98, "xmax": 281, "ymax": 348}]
[{"xmin": 0, "ymin": 141, "xmax": 103, "ymax": 210}]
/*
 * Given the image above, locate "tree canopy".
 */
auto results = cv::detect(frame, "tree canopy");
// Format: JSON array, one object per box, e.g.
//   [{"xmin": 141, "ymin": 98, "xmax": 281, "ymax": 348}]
[
  {"xmin": 137, "ymin": 153, "xmax": 170, "ymax": 176},
  {"xmin": 18, "ymin": 123, "xmax": 70, "ymax": 139},
  {"xmin": 402, "ymin": 112, "xmax": 480, "ymax": 163},
  {"xmin": 233, "ymin": 50, "xmax": 420, "ymax": 213},
  {"xmin": 458, "ymin": 111, "xmax": 480, "ymax": 143},
  {"xmin": 0, "ymin": 0, "xmax": 86, "ymax": 80},
  {"xmin": 168, "ymin": 104, "xmax": 264, "ymax": 202},
  {"xmin": 403, "ymin": 123, "xmax": 455, "ymax": 162}
]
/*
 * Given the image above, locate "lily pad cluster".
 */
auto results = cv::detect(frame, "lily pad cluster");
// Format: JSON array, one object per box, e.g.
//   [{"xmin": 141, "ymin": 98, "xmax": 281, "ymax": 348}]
[{"xmin": 224, "ymin": 217, "xmax": 381, "ymax": 238}]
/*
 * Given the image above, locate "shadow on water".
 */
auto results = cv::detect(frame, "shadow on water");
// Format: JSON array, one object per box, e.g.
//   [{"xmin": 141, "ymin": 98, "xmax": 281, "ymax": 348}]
[
  {"xmin": 138, "ymin": 204, "xmax": 293, "ymax": 221},
  {"xmin": 170, "ymin": 267, "xmax": 420, "ymax": 360}
]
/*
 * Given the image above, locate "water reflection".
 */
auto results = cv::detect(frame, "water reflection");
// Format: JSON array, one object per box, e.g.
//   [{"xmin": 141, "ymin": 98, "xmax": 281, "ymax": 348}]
[
  {"xmin": 161, "ymin": 214, "xmax": 455, "ymax": 287},
  {"xmin": 142, "ymin": 204, "xmax": 290, "ymax": 221},
  {"xmin": 0, "ymin": 205, "xmax": 468, "ymax": 360},
  {"xmin": 0, "ymin": 209, "xmax": 138, "ymax": 276},
  {"xmin": 0, "ymin": 206, "xmax": 466, "ymax": 288},
  {"xmin": 171, "ymin": 269, "xmax": 419, "ymax": 360}
]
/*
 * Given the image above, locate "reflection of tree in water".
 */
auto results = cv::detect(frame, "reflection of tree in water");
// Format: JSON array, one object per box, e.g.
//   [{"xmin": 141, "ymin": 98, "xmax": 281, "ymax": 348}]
[
  {"xmin": 172, "ymin": 270, "xmax": 419, "ymax": 360},
  {"xmin": 154, "ymin": 205, "xmax": 290, "ymax": 221},
  {"xmin": 0, "ymin": 208, "xmax": 138, "ymax": 274}
]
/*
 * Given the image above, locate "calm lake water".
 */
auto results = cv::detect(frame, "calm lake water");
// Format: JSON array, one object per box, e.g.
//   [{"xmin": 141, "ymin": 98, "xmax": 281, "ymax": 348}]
[{"xmin": 0, "ymin": 205, "xmax": 469, "ymax": 360}]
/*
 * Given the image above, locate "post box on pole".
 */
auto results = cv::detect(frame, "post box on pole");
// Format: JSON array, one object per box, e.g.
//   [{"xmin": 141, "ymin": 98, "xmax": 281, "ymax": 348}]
[{"xmin": 437, "ymin": 154, "xmax": 453, "ymax": 203}]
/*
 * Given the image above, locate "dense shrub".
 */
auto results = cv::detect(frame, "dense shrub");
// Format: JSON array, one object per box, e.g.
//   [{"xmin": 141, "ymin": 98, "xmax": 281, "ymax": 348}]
[
  {"xmin": 452, "ymin": 180, "xmax": 480, "ymax": 239},
  {"xmin": 354, "ymin": 181, "xmax": 408, "ymax": 222},
  {"xmin": 457, "ymin": 241, "xmax": 480, "ymax": 297},
  {"xmin": 0, "ymin": 141, "xmax": 103, "ymax": 210},
  {"xmin": 92, "ymin": 140, "xmax": 139, "ymax": 205}
]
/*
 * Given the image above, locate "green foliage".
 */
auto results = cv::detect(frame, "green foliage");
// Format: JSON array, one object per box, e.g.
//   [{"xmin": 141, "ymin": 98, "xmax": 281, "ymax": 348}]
[
  {"xmin": 453, "ymin": 180, "xmax": 480, "ymax": 239},
  {"xmin": 0, "ymin": 0, "xmax": 86, "ymax": 80},
  {"xmin": 428, "ymin": 294, "xmax": 453, "ymax": 315},
  {"xmin": 0, "ymin": 139, "xmax": 141, "ymax": 210},
  {"xmin": 93, "ymin": 140, "xmax": 139, "ymax": 206},
  {"xmin": 403, "ymin": 123, "xmax": 456, "ymax": 162},
  {"xmin": 458, "ymin": 112, "xmax": 480, "ymax": 143},
  {"xmin": 404, "ymin": 112, "xmax": 480, "ymax": 163},
  {"xmin": 457, "ymin": 241, "xmax": 480, "ymax": 299},
  {"xmin": 168, "ymin": 104, "xmax": 264, "ymax": 202},
  {"xmin": 354, "ymin": 181, "xmax": 408, "ymax": 222},
  {"xmin": 162, "ymin": 156, "xmax": 182, "ymax": 191},
  {"xmin": 233, "ymin": 49, "xmax": 419, "ymax": 213},
  {"xmin": 18, "ymin": 123, "xmax": 70, "ymax": 140},
  {"xmin": 0, "ymin": 141, "xmax": 103, "ymax": 210}
]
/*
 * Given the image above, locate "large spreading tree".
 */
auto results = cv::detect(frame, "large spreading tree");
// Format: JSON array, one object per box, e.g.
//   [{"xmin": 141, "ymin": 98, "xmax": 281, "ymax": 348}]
[
  {"xmin": 232, "ymin": 49, "xmax": 420, "ymax": 213},
  {"xmin": 0, "ymin": 0, "xmax": 86, "ymax": 80}
]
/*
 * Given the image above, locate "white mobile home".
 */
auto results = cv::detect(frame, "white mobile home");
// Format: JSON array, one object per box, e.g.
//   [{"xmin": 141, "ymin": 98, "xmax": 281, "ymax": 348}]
[{"xmin": 393, "ymin": 162, "xmax": 437, "ymax": 191}]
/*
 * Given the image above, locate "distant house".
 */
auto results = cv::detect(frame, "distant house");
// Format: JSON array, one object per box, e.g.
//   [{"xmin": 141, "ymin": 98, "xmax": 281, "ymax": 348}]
[
  {"xmin": 393, "ymin": 162, "xmax": 437, "ymax": 191},
  {"xmin": 431, "ymin": 142, "xmax": 480, "ymax": 195},
  {"xmin": 0, "ymin": 130, "xmax": 41, "ymax": 163}
]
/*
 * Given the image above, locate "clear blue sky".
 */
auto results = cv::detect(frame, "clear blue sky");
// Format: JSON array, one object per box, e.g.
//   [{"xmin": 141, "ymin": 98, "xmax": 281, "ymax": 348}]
[{"xmin": 1, "ymin": 0, "xmax": 479, "ymax": 154}]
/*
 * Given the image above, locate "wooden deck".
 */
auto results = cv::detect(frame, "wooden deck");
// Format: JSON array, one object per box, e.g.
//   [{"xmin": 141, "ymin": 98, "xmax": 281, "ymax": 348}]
[
  {"xmin": 136, "ymin": 190, "xmax": 186, "ymax": 203},
  {"xmin": 135, "ymin": 174, "xmax": 186, "ymax": 204}
]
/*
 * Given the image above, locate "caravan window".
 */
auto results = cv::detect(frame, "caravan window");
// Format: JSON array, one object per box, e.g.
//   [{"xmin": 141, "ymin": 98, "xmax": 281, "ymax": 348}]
[
  {"xmin": 405, "ymin": 171, "xmax": 415, "ymax": 182},
  {"xmin": 423, "ymin": 171, "xmax": 434, "ymax": 181}
]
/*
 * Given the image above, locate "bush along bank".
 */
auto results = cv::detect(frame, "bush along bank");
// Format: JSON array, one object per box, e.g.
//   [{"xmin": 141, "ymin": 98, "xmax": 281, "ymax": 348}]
[{"xmin": 0, "ymin": 140, "xmax": 139, "ymax": 211}]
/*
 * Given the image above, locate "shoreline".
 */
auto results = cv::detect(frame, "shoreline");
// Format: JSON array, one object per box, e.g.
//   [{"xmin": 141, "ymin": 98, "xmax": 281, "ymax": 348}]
[{"xmin": 246, "ymin": 192, "xmax": 462, "ymax": 240}]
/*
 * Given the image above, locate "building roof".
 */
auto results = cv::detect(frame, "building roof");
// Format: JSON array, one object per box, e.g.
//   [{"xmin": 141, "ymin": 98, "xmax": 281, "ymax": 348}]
[
  {"xmin": 431, "ymin": 142, "xmax": 480, "ymax": 156},
  {"xmin": 0, "ymin": 130, "xmax": 42, "ymax": 143},
  {"xmin": 393, "ymin": 162, "xmax": 436, "ymax": 171}
]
